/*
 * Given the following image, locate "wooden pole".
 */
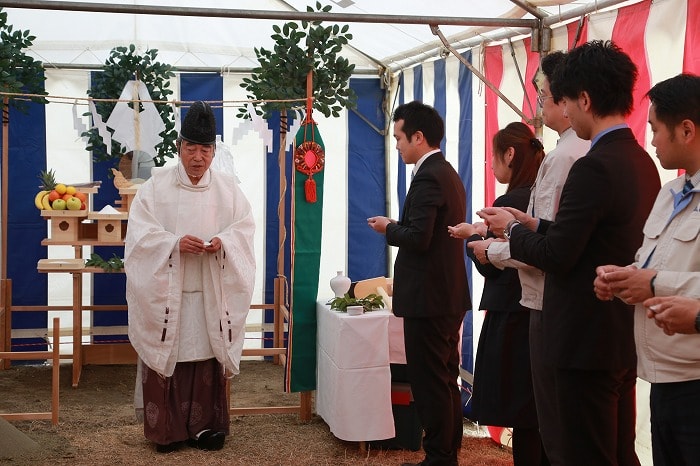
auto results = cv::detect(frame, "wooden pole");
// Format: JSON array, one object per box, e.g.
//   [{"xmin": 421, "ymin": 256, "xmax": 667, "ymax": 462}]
[
  {"xmin": 2, "ymin": 97, "xmax": 8, "ymax": 281},
  {"xmin": 1, "ymin": 99, "xmax": 9, "ymax": 367},
  {"xmin": 277, "ymin": 110, "xmax": 287, "ymax": 277}
]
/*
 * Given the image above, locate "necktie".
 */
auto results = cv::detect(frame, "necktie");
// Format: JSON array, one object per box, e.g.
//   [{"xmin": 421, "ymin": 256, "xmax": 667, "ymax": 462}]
[
  {"xmin": 671, "ymin": 179, "xmax": 694, "ymax": 214},
  {"xmin": 644, "ymin": 179, "xmax": 695, "ymax": 268},
  {"xmin": 683, "ymin": 178, "xmax": 694, "ymax": 196}
]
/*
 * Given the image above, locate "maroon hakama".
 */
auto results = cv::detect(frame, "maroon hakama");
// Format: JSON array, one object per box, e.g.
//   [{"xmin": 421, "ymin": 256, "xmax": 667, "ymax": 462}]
[{"xmin": 141, "ymin": 358, "xmax": 229, "ymax": 444}]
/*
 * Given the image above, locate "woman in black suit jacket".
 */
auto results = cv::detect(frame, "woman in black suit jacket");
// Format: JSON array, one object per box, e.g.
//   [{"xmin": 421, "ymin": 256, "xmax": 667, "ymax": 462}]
[{"xmin": 449, "ymin": 122, "xmax": 546, "ymax": 465}]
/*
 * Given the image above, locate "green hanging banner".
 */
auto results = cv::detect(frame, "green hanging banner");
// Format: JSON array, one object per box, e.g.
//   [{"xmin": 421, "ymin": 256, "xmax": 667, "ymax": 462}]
[{"xmin": 284, "ymin": 117, "xmax": 324, "ymax": 392}]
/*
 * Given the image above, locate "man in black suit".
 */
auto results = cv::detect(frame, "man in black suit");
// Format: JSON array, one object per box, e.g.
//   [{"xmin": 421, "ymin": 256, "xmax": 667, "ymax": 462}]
[
  {"xmin": 368, "ymin": 101, "xmax": 470, "ymax": 466},
  {"xmin": 479, "ymin": 41, "xmax": 661, "ymax": 465}
]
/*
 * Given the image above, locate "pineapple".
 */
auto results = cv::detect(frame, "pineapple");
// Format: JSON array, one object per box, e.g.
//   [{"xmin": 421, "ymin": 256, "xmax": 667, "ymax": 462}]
[{"xmin": 38, "ymin": 169, "xmax": 57, "ymax": 191}]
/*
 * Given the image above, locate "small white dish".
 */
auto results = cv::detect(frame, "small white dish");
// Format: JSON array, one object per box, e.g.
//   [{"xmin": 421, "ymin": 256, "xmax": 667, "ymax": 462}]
[{"xmin": 346, "ymin": 305, "xmax": 364, "ymax": 316}]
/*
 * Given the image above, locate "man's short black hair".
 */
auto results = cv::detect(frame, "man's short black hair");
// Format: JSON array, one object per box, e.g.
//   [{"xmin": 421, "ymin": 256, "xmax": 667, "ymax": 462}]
[
  {"xmin": 550, "ymin": 40, "xmax": 638, "ymax": 117},
  {"xmin": 646, "ymin": 73, "xmax": 700, "ymax": 130},
  {"xmin": 392, "ymin": 101, "xmax": 444, "ymax": 147},
  {"xmin": 541, "ymin": 51, "xmax": 567, "ymax": 102}
]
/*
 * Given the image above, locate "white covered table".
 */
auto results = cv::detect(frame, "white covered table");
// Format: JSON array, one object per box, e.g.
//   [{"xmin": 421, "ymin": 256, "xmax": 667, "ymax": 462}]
[{"xmin": 316, "ymin": 301, "xmax": 405, "ymax": 442}]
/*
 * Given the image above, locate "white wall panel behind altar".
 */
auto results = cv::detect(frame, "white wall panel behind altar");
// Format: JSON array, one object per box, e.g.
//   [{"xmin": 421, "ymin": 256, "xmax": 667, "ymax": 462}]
[
  {"xmin": 317, "ymin": 108, "xmax": 348, "ymax": 291},
  {"xmin": 222, "ymin": 73, "xmax": 265, "ymax": 353},
  {"xmin": 45, "ymin": 69, "xmax": 94, "ymax": 348},
  {"xmin": 222, "ymin": 74, "xmax": 265, "ymax": 310}
]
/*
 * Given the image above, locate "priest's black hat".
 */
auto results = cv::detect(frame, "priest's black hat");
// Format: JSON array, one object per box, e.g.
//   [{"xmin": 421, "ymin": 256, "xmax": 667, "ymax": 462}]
[{"xmin": 180, "ymin": 101, "xmax": 216, "ymax": 145}]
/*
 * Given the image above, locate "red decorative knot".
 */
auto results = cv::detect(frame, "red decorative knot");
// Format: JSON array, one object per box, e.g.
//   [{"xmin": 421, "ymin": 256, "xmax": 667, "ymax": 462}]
[
  {"xmin": 294, "ymin": 140, "xmax": 325, "ymax": 203},
  {"xmin": 294, "ymin": 141, "xmax": 325, "ymax": 176}
]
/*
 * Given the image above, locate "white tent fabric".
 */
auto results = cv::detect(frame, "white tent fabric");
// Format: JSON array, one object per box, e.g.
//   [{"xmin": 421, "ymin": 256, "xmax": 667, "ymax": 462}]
[{"xmin": 5, "ymin": 0, "xmax": 636, "ymax": 73}]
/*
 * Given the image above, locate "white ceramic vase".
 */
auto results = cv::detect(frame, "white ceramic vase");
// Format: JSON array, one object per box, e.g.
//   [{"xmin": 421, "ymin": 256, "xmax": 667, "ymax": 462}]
[{"xmin": 330, "ymin": 271, "xmax": 351, "ymax": 297}]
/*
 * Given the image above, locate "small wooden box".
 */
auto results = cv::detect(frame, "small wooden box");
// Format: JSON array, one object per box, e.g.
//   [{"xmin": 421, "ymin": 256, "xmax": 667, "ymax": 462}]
[
  {"xmin": 41, "ymin": 210, "xmax": 89, "ymax": 241},
  {"xmin": 88, "ymin": 212, "xmax": 129, "ymax": 242},
  {"xmin": 117, "ymin": 186, "xmax": 139, "ymax": 213}
]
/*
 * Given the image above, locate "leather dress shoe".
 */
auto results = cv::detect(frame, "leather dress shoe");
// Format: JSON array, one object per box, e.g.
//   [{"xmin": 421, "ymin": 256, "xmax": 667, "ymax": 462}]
[
  {"xmin": 188, "ymin": 429, "xmax": 226, "ymax": 451},
  {"xmin": 155, "ymin": 441, "xmax": 183, "ymax": 453}
]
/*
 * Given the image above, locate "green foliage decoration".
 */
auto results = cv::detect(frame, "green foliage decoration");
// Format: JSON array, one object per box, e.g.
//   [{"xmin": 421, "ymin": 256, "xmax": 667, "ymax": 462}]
[
  {"xmin": 85, "ymin": 253, "xmax": 124, "ymax": 272},
  {"xmin": 82, "ymin": 45, "xmax": 177, "ymax": 166},
  {"xmin": 328, "ymin": 293, "xmax": 384, "ymax": 313},
  {"xmin": 0, "ymin": 8, "xmax": 47, "ymax": 111},
  {"xmin": 238, "ymin": 1, "xmax": 356, "ymax": 120}
]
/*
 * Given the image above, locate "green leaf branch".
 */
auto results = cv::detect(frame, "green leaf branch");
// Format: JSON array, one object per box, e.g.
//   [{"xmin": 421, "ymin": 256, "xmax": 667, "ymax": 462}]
[
  {"xmin": 82, "ymin": 44, "xmax": 177, "ymax": 166},
  {"xmin": 85, "ymin": 253, "xmax": 124, "ymax": 272},
  {"xmin": 238, "ymin": 1, "xmax": 356, "ymax": 121},
  {"xmin": 328, "ymin": 293, "xmax": 384, "ymax": 313}
]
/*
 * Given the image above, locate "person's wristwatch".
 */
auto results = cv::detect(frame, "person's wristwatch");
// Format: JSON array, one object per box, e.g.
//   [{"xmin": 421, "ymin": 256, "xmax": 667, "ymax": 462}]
[{"xmin": 504, "ymin": 219, "xmax": 521, "ymax": 240}]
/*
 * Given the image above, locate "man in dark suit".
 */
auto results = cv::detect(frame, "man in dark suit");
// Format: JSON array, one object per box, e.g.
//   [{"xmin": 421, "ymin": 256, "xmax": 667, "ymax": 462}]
[
  {"xmin": 479, "ymin": 41, "xmax": 661, "ymax": 465},
  {"xmin": 368, "ymin": 101, "xmax": 470, "ymax": 466}
]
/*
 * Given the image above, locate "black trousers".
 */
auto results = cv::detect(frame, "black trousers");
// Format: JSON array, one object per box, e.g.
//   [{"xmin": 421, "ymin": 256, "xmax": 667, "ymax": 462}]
[
  {"xmin": 403, "ymin": 312, "xmax": 465, "ymax": 466},
  {"xmin": 530, "ymin": 310, "xmax": 565, "ymax": 465},
  {"xmin": 651, "ymin": 378, "xmax": 700, "ymax": 466}
]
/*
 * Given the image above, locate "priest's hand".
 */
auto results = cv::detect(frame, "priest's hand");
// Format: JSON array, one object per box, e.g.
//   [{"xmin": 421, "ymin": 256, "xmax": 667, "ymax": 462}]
[
  {"xmin": 179, "ymin": 234, "xmax": 209, "ymax": 255},
  {"xmin": 204, "ymin": 237, "xmax": 221, "ymax": 253}
]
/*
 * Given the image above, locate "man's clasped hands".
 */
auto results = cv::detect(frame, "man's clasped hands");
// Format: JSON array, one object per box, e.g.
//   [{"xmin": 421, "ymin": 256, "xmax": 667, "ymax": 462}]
[{"xmin": 448, "ymin": 206, "xmax": 688, "ymax": 335}]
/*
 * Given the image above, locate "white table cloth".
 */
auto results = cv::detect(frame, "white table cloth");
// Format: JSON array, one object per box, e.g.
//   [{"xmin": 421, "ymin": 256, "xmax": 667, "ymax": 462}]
[{"xmin": 316, "ymin": 301, "xmax": 405, "ymax": 441}]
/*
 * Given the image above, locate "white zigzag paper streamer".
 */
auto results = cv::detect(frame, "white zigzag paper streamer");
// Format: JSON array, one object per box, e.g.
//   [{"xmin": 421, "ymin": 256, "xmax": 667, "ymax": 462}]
[{"xmin": 88, "ymin": 99, "xmax": 112, "ymax": 155}]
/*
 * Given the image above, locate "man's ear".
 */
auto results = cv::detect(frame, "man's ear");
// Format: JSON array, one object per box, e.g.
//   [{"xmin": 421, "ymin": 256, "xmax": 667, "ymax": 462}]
[
  {"xmin": 579, "ymin": 91, "xmax": 591, "ymax": 111},
  {"xmin": 680, "ymin": 119, "xmax": 696, "ymax": 142},
  {"xmin": 412, "ymin": 130, "xmax": 424, "ymax": 144}
]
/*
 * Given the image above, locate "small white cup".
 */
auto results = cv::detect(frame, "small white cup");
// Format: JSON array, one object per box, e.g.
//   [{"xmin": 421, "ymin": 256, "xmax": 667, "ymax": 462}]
[{"xmin": 346, "ymin": 305, "xmax": 364, "ymax": 316}]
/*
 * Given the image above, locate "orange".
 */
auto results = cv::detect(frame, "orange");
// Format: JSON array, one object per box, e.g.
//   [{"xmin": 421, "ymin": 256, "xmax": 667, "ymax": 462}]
[
  {"xmin": 48, "ymin": 190, "xmax": 61, "ymax": 202},
  {"xmin": 66, "ymin": 185, "xmax": 77, "ymax": 195},
  {"xmin": 74, "ymin": 192, "xmax": 87, "ymax": 203},
  {"xmin": 55, "ymin": 183, "xmax": 67, "ymax": 195}
]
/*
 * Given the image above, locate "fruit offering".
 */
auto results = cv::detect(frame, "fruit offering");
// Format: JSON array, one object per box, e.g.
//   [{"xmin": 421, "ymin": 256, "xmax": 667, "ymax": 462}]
[{"xmin": 34, "ymin": 169, "xmax": 87, "ymax": 211}]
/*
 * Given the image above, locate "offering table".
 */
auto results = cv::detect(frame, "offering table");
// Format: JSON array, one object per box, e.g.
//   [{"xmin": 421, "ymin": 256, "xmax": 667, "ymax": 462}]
[{"xmin": 316, "ymin": 301, "xmax": 405, "ymax": 442}]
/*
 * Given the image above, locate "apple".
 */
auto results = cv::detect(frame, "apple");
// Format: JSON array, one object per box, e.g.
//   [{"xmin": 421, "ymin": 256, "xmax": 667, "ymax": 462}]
[
  {"xmin": 52, "ymin": 198, "xmax": 67, "ymax": 210},
  {"xmin": 66, "ymin": 197, "xmax": 82, "ymax": 210}
]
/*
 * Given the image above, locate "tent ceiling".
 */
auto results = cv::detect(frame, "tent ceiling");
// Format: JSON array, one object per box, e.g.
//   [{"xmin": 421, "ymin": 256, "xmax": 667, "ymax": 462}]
[{"xmin": 4, "ymin": 0, "xmax": 636, "ymax": 74}]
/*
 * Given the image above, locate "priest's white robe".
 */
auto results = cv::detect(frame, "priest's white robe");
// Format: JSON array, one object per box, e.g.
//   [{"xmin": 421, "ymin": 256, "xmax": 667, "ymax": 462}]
[{"xmin": 125, "ymin": 164, "xmax": 255, "ymax": 378}]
